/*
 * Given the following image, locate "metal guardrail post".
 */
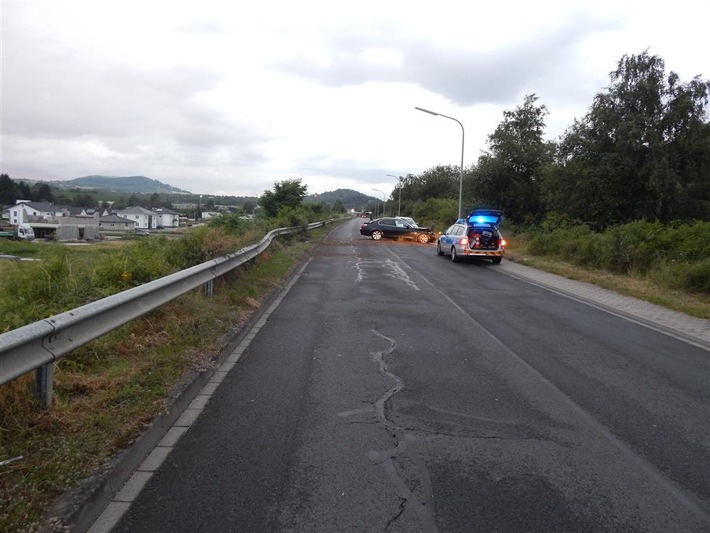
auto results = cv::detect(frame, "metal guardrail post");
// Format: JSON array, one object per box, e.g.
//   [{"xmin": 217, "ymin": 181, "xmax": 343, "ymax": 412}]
[
  {"xmin": 35, "ymin": 362, "xmax": 54, "ymax": 408},
  {"xmin": 203, "ymin": 279, "xmax": 214, "ymax": 297},
  {"xmin": 0, "ymin": 218, "xmax": 342, "ymax": 403}
]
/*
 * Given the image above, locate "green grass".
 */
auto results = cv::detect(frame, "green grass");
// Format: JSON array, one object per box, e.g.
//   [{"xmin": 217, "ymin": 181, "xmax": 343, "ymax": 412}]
[{"xmin": 506, "ymin": 237, "xmax": 710, "ymax": 319}]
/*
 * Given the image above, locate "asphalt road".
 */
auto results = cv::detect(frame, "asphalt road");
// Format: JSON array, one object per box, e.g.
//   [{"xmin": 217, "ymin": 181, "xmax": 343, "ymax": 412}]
[{"xmin": 110, "ymin": 218, "xmax": 709, "ymax": 532}]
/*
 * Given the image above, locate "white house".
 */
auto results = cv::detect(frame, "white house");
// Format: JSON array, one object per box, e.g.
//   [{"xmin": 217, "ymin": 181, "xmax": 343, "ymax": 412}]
[
  {"xmin": 99, "ymin": 214, "xmax": 138, "ymax": 231},
  {"xmin": 8, "ymin": 201, "xmax": 61, "ymax": 225},
  {"xmin": 115, "ymin": 206, "xmax": 159, "ymax": 229},
  {"xmin": 152, "ymin": 207, "xmax": 180, "ymax": 228}
]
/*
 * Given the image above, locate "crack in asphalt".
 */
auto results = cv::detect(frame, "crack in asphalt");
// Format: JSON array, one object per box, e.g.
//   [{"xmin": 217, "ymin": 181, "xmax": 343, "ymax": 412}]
[
  {"xmin": 337, "ymin": 327, "xmax": 438, "ymax": 531},
  {"xmin": 367, "ymin": 329, "xmax": 439, "ymax": 533},
  {"xmin": 385, "ymin": 498, "xmax": 407, "ymax": 532},
  {"xmin": 370, "ymin": 329, "xmax": 405, "ymax": 432}
]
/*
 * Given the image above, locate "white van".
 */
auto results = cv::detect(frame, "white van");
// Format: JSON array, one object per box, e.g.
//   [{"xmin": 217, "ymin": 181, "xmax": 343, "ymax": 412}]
[{"xmin": 17, "ymin": 223, "xmax": 35, "ymax": 240}]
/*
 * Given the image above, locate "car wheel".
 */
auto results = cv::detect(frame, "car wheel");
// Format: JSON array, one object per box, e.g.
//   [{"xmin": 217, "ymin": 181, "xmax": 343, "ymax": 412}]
[
  {"xmin": 436, "ymin": 242, "xmax": 444, "ymax": 255},
  {"xmin": 417, "ymin": 233, "xmax": 429, "ymax": 244},
  {"xmin": 450, "ymin": 247, "xmax": 458, "ymax": 262},
  {"xmin": 492, "ymin": 256, "xmax": 502, "ymax": 264},
  {"xmin": 372, "ymin": 230, "xmax": 383, "ymax": 240}
]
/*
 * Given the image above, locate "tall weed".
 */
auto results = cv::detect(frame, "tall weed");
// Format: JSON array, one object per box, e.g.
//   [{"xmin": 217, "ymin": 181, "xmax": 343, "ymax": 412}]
[
  {"xmin": 0, "ymin": 223, "xmax": 267, "ymax": 332},
  {"xmin": 516, "ymin": 219, "xmax": 710, "ymax": 294}
]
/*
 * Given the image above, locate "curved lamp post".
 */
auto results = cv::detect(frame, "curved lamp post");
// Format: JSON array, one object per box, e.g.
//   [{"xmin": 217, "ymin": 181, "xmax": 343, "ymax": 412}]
[
  {"xmin": 386, "ymin": 174, "xmax": 402, "ymax": 216},
  {"xmin": 372, "ymin": 188, "xmax": 386, "ymax": 218},
  {"xmin": 415, "ymin": 106, "xmax": 465, "ymax": 220}
]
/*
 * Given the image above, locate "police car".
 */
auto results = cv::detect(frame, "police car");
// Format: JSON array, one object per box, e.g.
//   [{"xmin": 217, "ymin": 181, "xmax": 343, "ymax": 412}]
[{"xmin": 436, "ymin": 209, "xmax": 507, "ymax": 263}]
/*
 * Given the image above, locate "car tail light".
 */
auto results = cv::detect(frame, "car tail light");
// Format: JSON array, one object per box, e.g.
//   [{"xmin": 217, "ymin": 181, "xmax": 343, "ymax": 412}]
[
  {"xmin": 460, "ymin": 237, "xmax": 468, "ymax": 246},
  {"xmin": 501, "ymin": 238, "xmax": 508, "ymax": 247}
]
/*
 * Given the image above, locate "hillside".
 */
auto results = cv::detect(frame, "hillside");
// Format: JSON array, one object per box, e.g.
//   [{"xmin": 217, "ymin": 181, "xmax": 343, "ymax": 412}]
[
  {"xmin": 53, "ymin": 175, "xmax": 191, "ymax": 194},
  {"xmin": 304, "ymin": 188, "xmax": 377, "ymax": 211},
  {"xmin": 7, "ymin": 175, "xmax": 375, "ymax": 208}
]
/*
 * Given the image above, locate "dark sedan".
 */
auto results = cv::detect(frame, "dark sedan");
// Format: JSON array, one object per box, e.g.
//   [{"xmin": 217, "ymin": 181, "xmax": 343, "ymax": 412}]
[{"xmin": 360, "ymin": 217, "xmax": 434, "ymax": 243}]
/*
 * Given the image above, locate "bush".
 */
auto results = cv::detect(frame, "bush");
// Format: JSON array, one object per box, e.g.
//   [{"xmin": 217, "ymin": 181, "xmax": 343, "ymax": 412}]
[
  {"xmin": 0, "ymin": 225, "xmax": 270, "ymax": 332},
  {"xmin": 276, "ymin": 207, "xmax": 310, "ymax": 228},
  {"xmin": 0, "ymin": 249, "xmax": 103, "ymax": 330},
  {"xmin": 206, "ymin": 213, "xmax": 255, "ymax": 235},
  {"xmin": 411, "ymin": 198, "xmax": 458, "ymax": 231},
  {"xmin": 515, "ymin": 220, "xmax": 710, "ymax": 295},
  {"xmin": 527, "ymin": 225, "xmax": 594, "ymax": 258},
  {"xmin": 683, "ymin": 258, "xmax": 710, "ymax": 293}
]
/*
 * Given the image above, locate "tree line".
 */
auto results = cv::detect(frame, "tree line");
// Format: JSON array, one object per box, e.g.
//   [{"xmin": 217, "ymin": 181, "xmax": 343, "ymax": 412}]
[
  {"xmin": 0, "ymin": 176, "xmax": 180, "ymax": 211},
  {"xmin": 4, "ymin": 52, "xmax": 707, "ymax": 230},
  {"xmin": 384, "ymin": 51, "xmax": 709, "ymax": 230}
]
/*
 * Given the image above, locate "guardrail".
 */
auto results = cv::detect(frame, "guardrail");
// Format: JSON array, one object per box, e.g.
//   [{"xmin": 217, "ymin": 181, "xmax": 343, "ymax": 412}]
[{"xmin": 0, "ymin": 221, "xmax": 330, "ymax": 407}]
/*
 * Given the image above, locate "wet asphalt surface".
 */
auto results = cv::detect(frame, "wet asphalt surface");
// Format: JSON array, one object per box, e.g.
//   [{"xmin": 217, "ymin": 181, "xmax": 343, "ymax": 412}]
[{"xmin": 103, "ymin": 218, "xmax": 709, "ymax": 533}]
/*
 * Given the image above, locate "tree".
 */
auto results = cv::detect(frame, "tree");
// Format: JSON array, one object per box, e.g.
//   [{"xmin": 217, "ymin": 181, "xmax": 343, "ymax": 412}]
[
  {"xmin": 73, "ymin": 193, "xmax": 96, "ymax": 208},
  {"xmin": 149, "ymin": 193, "xmax": 162, "ymax": 207},
  {"xmin": 54, "ymin": 194, "xmax": 72, "ymax": 206},
  {"xmin": 32, "ymin": 183, "xmax": 54, "ymax": 203},
  {"xmin": 544, "ymin": 51, "xmax": 710, "ymax": 227},
  {"xmin": 332, "ymin": 199, "xmax": 346, "ymax": 213},
  {"xmin": 242, "ymin": 200, "xmax": 255, "ymax": 214},
  {"xmin": 470, "ymin": 94, "xmax": 555, "ymax": 223},
  {"xmin": 18, "ymin": 181, "xmax": 32, "ymax": 200},
  {"xmin": 259, "ymin": 178, "xmax": 308, "ymax": 218},
  {"xmin": 0, "ymin": 174, "xmax": 19, "ymax": 205},
  {"xmin": 398, "ymin": 166, "xmax": 458, "ymax": 204}
]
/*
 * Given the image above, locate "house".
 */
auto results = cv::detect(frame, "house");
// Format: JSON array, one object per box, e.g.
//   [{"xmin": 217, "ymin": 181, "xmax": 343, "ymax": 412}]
[
  {"xmin": 115, "ymin": 206, "xmax": 159, "ymax": 229},
  {"xmin": 99, "ymin": 214, "xmax": 138, "ymax": 231},
  {"xmin": 8, "ymin": 200, "xmax": 61, "ymax": 225},
  {"xmin": 199, "ymin": 211, "xmax": 222, "ymax": 220},
  {"xmin": 68, "ymin": 207, "xmax": 110, "ymax": 218},
  {"xmin": 152, "ymin": 207, "xmax": 180, "ymax": 228},
  {"xmin": 7, "ymin": 202, "xmax": 181, "ymax": 235}
]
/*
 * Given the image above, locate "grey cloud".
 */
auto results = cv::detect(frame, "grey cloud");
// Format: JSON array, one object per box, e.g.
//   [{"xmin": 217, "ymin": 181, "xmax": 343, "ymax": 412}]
[
  {"xmin": 2, "ymin": 17, "xmax": 270, "ymax": 177},
  {"xmin": 176, "ymin": 19, "xmax": 231, "ymax": 35},
  {"xmin": 274, "ymin": 11, "xmax": 620, "ymax": 107},
  {"xmin": 3, "ymin": 13, "xmax": 230, "ymax": 141},
  {"xmin": 4, "ymin": 59, "xmax": 224, "ymax": 140}
]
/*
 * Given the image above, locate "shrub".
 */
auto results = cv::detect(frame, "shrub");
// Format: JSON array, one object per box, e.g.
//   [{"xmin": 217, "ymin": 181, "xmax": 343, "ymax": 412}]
[
  {"xmin": 515, "ymin": 219, "xmax": 710, "ymax": 295},
  {"xmin": 527, "ymin": 225, "xmax": 593, "ymax": 258},
  {"xmin": 271, "ymin": 206, "xmax": 312, "ymax": 229},
  {"xmin": 411, "ymin": 198, "xmax": 457, "ymax": 231},
  {"xmin": 206, "ymin": 213, "xmax": 253, "ymax": 235},
  {"xmin": 684, "ymin": 258, "xmax": 710, "ymax": 293}
]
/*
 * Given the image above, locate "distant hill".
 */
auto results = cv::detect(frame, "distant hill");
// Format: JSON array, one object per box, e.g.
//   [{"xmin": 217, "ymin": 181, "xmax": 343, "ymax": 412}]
[
  {"xmin": 304, "ymin": 188, "xmax": 377, "ymax": 211},
  {"xmin": 52, "ymin": 176, "xmax": 191, "ymax": 194}
]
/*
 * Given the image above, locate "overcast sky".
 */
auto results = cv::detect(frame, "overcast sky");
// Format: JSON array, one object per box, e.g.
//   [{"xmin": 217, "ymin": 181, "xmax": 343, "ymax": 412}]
[{"xmin": 1, "ymin": 0, "xmax": 707, "ymax": 199}]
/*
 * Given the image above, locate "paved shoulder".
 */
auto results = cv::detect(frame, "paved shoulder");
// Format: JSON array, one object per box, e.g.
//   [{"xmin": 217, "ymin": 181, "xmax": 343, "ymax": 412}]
[{"xmin": 499, "ymin": 261, "xmax": 709, "ymax": 348}]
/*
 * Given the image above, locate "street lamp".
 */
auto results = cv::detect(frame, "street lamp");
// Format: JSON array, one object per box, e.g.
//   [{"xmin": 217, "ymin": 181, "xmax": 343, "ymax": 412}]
[
  {"xmin": 415, "ymin": 106, "xmax": 465, "ymax": 220},
  {"xmin": 372, "ymin": 188, "xmax": 386, "ymax": 218},
  {"xmin": 386, "ymin": 174, "xmax": 402, "ymax": 216}
]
